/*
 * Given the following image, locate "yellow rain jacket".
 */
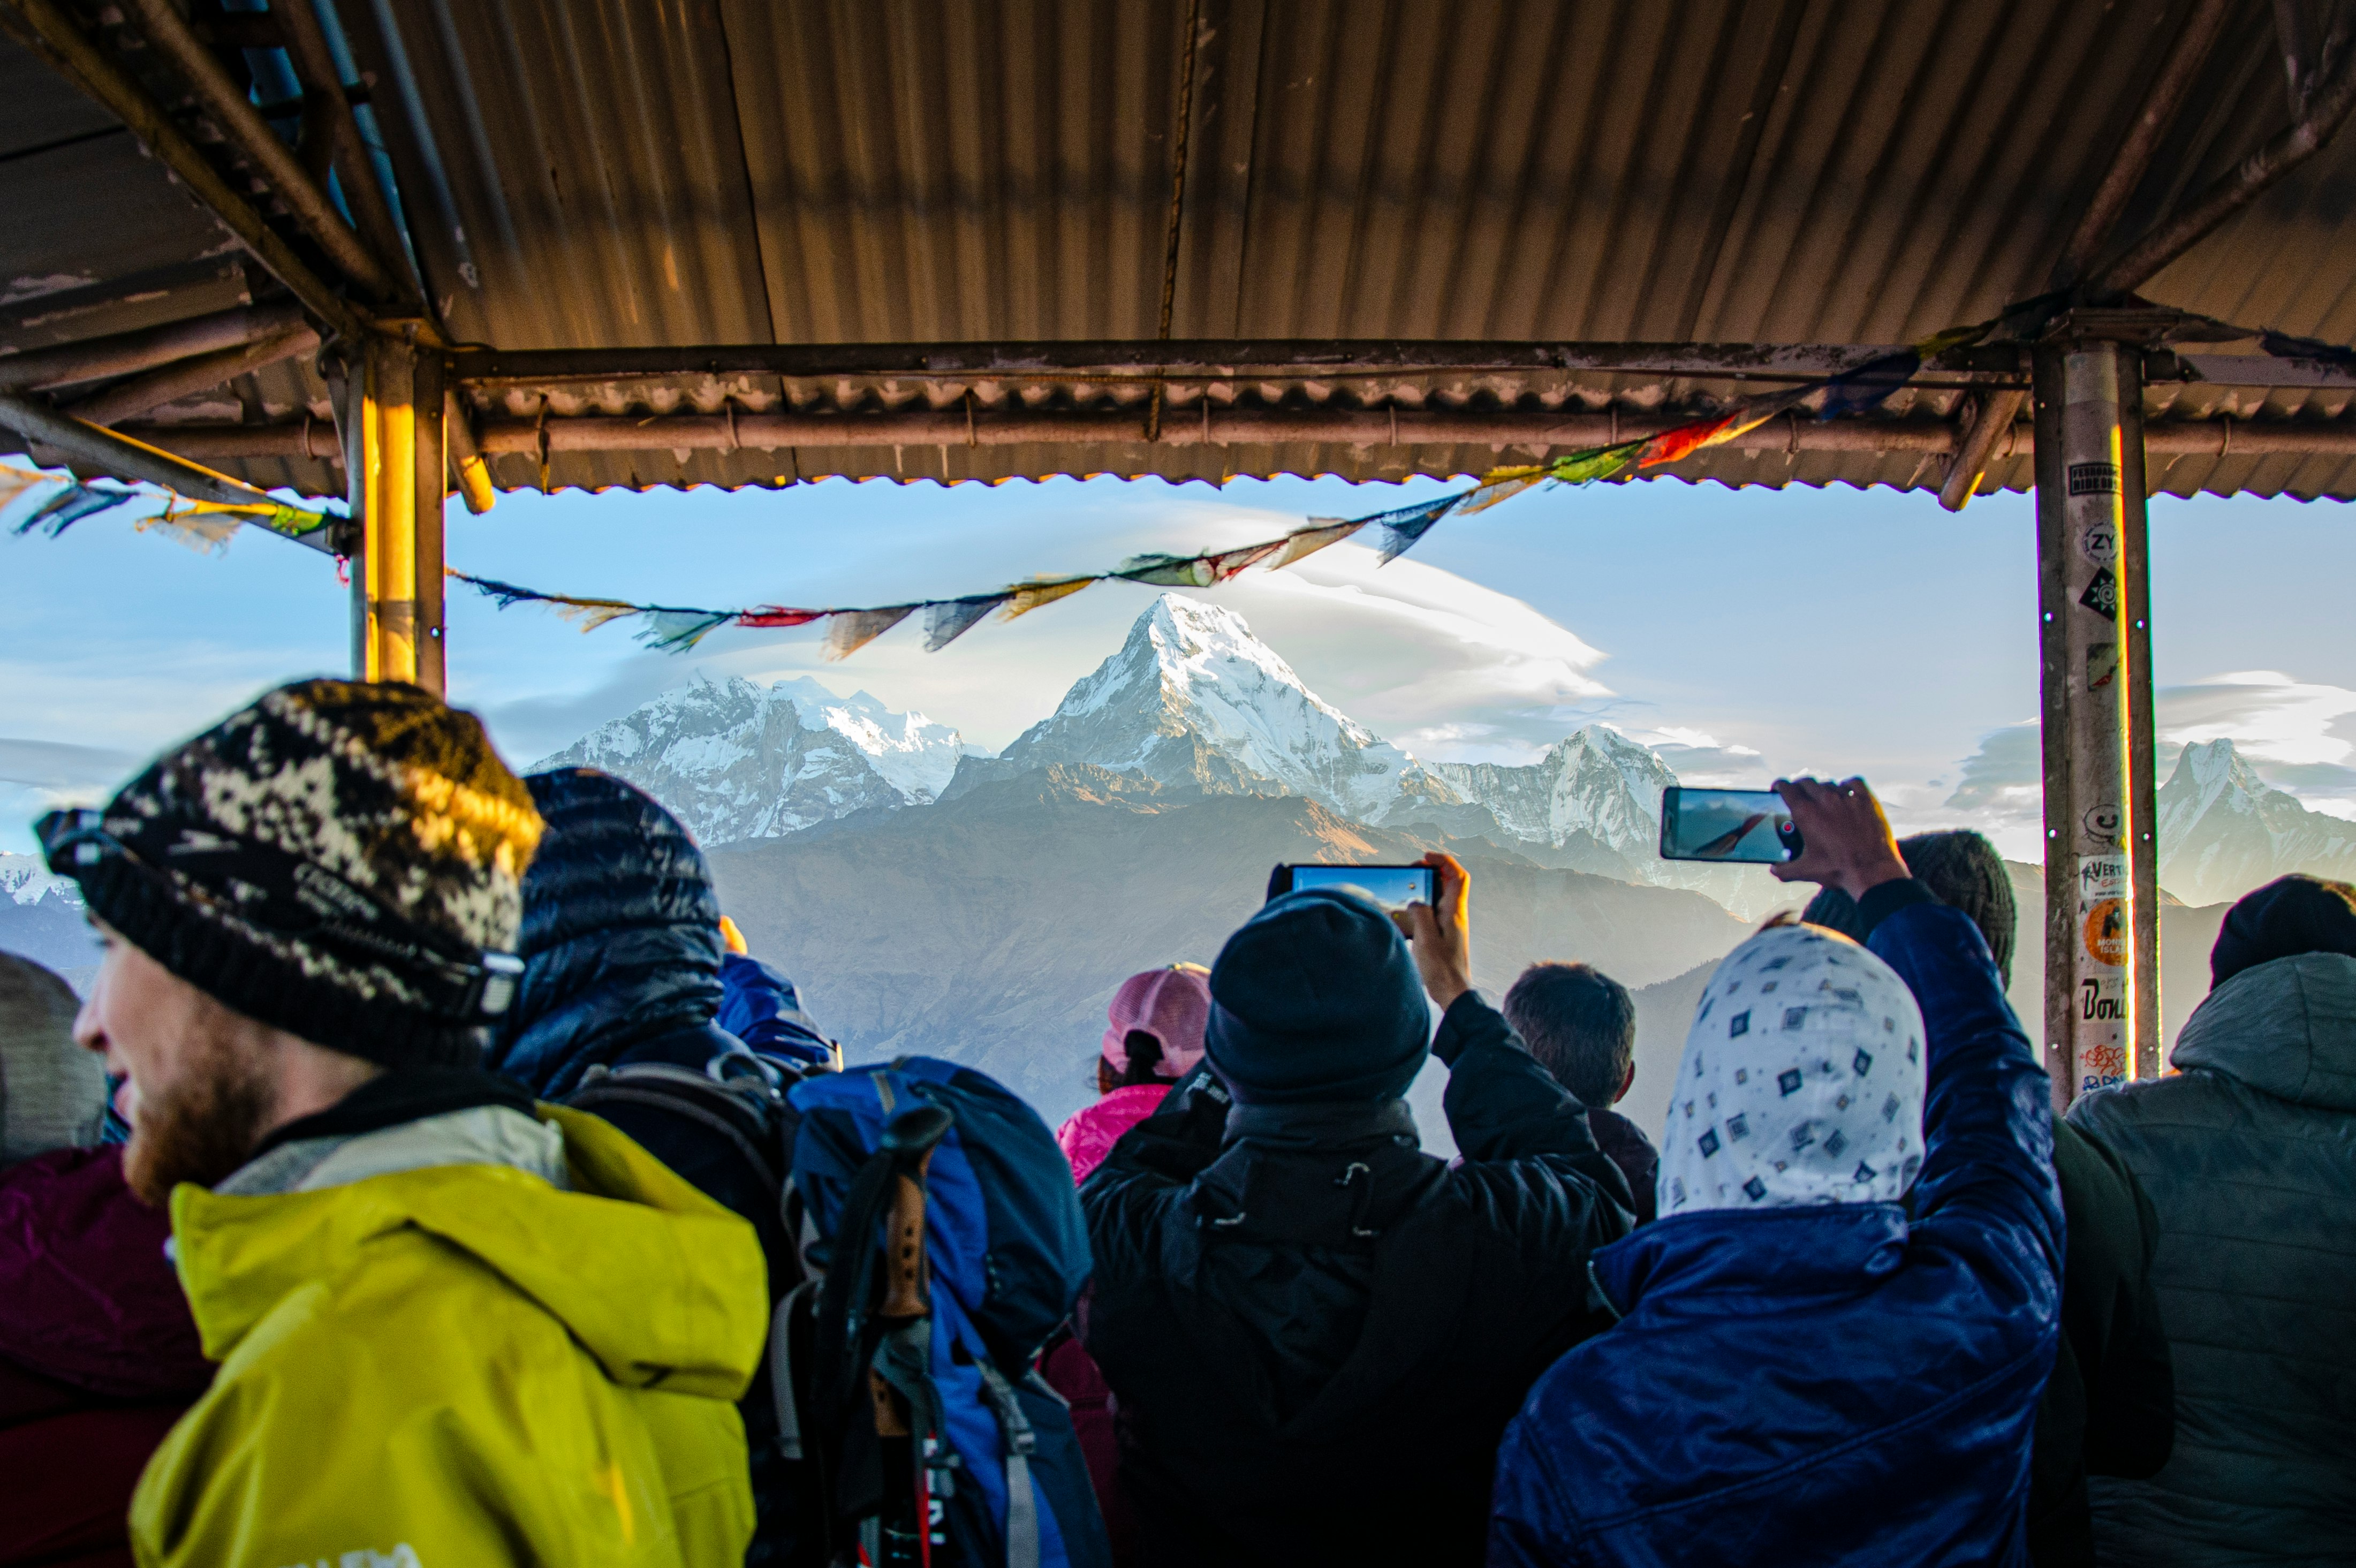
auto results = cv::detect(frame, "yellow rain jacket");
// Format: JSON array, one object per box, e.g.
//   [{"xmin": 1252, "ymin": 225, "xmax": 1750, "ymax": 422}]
[{"xmin": 130, "ymin": 1104, "xmax": 768, "ymax": 1567}]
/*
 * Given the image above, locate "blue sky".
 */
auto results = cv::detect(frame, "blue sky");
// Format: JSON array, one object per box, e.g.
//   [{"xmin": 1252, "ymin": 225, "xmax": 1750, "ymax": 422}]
[{"xmin": 6, "ymin": 462, "xmax": 2355, "ymax": 862}]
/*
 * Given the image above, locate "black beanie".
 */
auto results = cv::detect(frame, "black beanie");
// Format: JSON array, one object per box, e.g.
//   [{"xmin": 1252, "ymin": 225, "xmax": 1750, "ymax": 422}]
[
  {"xmin": 37, "ymin": 679, "xmax": 542, "ymax": 1067},
  {"xmin": 2210, "ymin": 874, "xmax": 2356, "ymax": 987},
  {"xmin": 1203, "ymin": 887, "xmax": 1430, "ymax": 1104}
]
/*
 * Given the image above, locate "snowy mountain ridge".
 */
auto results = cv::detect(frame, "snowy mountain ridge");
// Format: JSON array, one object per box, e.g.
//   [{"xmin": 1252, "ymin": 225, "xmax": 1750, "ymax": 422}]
[
  {"xmin": 536, "ymin": 593, "xmax": 1799, "ymax": 916},
  {"xmin": 988, "ymin": 595, "xmax": 1468, "ymax": 824},
  {"xmin": 533, "ymin": 673, "xmax": 965, "ymax": 846},
  {"xmin": 2157, "ymin": 737, "xmax": 2356, "ymax": 905},
  {"xmin": 0, "ymin": 852, "xmax": 81, "ymax": 908}
]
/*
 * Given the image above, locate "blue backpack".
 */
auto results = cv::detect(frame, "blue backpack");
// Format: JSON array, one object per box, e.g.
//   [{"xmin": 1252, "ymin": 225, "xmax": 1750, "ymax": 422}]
[{"xmin": 782, "ymin": 1058, "xmax": 1110, "ymax": 1568}]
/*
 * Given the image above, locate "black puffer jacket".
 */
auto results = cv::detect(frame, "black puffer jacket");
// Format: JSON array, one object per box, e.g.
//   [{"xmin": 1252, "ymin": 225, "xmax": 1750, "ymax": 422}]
[
  {"xmin": 488, "ymin": 768, "xmax": 806, "ymax": 1563},
  {"xmin": 489, "ymin": 769, "xmax": 743, "ymax": 1095},
  {"xmin": 1078, "ymin": 992, "xmax": 1633, "ymax": 1568}
]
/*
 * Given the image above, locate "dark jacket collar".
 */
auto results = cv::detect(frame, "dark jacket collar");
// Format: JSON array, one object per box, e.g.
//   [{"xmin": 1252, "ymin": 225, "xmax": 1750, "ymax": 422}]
[
  {"xmin": 247, "ymin": 1067, "xmax": 537, "ymax": 1163},
  {"xmin": 1593, "ymin": 1203, "xmax": 1911, "ymax": 1316},
  {"xmin": 1224, "ymin": 1097, "xmax": 1420, "ymax": 1152}
]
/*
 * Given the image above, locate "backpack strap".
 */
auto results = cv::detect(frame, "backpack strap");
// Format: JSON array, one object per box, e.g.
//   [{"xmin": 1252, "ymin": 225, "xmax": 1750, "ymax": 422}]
[
  {"xmin": 770, "ymin": 1278, "xmax": 821, "ymax": 1461},
  {"xmin": 975, "ymin": 1360, "xmax": 1041, "ymax": 1568},
  {"xmin": 567, "ymin": 1061, "xmax": 784, "ymax": 1192}
]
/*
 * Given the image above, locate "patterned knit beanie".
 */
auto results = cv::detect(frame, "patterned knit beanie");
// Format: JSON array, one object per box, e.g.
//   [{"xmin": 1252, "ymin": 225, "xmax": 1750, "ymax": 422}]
[
  {"xmin": 36, "ymin": 680, "xmax": 542, "ymax": 1067},
  {"xmin": 1660, "ymin": 923, "xmax": 1927, "ymax": 1217}
]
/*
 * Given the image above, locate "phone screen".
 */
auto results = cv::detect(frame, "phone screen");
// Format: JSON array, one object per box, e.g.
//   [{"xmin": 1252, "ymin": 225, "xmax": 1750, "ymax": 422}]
[
  {"xmin": 1658, "ymin": 787, "xmax": 1801, "ymax": 864},
  {"xmin": 1284, "ymin": 863, "xmax": 1436, "ymax": 910}
]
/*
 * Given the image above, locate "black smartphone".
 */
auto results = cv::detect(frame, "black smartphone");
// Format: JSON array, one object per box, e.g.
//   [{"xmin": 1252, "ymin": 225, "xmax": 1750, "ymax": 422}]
[
  {"xmin": 1658, "ymin": 786, "xmax": 1803, "ymax": 864},
  {"xmin": 1268, "ymin": 862, "xmax": 1436, "ymax": 910}
]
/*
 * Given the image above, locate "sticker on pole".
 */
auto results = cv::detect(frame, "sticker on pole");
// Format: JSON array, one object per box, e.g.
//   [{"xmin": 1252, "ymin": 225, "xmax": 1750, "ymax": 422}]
[
  {"xmin": 2078, "ymin": 566, "xmax": 2118, "ymax": 617},
  {"xmin": 2079, "ymin": 521, "xmax": 2120, "ymax": 564},
  {"xmin": 2083, "ymin": 898, "xmax": 2127, "ymax": 966},
  {"xmin": 2088, "ymin": 641, "xmax": 2119, "ymax": 692},
  {"xmin": 2082, "ymin": 802, "xmax": 2123, "ymax": 845},
  {"xmin": 2077, "ymin": 855, "xmax": 2127, "ymax": 899},
  {"xmin": 2068, "ymin": 462, "xmax": 2120, "ymax": 497}
]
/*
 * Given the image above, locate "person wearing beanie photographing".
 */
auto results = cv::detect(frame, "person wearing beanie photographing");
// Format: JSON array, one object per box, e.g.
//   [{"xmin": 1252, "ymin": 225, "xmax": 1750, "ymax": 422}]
[
  {"xmin": 35, "ymin": 679, "xmax": 769, "ymax": 1568},
  {"xmin": 1490, "ymin": 778, "xmax": 2063, "ymax": 1567},
  {"xmin": 1079, "ymin": 853, "xmax": 1633, "ymax": 1568}
]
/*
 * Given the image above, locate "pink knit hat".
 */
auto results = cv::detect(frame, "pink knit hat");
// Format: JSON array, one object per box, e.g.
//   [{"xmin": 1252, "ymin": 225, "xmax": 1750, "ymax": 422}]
[{"xmin": 1101, "ymin": 964, "xmax": 1212, "ymax": 1079}]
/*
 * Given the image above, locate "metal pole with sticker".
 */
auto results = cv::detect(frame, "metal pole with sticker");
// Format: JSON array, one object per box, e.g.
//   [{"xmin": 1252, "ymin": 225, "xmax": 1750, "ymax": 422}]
[{"xmin": 2033, "ymin": 331, "xmax": 2148, "ymax": 1109}]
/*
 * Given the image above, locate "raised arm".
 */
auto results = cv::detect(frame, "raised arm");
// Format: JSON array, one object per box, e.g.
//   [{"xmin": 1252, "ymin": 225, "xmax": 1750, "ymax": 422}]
[{"xmin": 1772, "ymin": 779, "xmax": 2059, "ymax": 1263}]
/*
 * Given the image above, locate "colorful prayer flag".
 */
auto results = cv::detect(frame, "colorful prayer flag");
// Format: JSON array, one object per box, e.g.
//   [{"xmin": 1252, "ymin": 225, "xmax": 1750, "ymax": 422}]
[
  {"xmin": 824, "ymin": 605, "xmax": 917, "ymax": 659},
  {"xmin": 925, "ymin": 595, "xmax": 1010, "ymax": 651}
]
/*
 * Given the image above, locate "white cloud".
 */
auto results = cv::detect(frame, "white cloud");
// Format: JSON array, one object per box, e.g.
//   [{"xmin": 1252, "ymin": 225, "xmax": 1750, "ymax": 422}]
[{"xmin": 2160, "ymin": 671, "xmax": 2356, "ymax": 768}]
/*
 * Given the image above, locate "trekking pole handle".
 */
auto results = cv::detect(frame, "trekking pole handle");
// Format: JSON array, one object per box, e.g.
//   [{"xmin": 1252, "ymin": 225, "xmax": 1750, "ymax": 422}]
[{"xmin": 878, "ymin": 1104, "xmax": 951, "ymax": 1320}]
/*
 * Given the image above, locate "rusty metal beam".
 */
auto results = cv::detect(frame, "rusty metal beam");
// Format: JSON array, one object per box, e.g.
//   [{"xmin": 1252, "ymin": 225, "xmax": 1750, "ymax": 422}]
[
  {"xmin": 2052, "ymin": 0, "xmax": 2236, "ymax": 289},
  {"xmin": 2094, "ymin": 21, "xmax": 2356, "ymax": 294},
  {"xmin": 0, "ymin": 392, "xmax": 343, "ymax": 552},
  {"xmin": 452, "ymin": 339, "xmax": 2018, "ymax": 387},
  {"xmin": 0, "ymin": 0, "xmax": 361, "ymax": 340},
  {"xmin": 83, "ymin": 411, "xmax": 2356, "ymax": 465},
  {"xmin": 0, "ymin": 301, "xmax": 307, "ymax": 393},
  {"xmin": 268, "ymin": 0, "xmax": 418, "ymax": 306},
  {"xmin": 66, "ymin": 324, "xmax": 321, "ymax": 426},
  {"xmin": 124, "ymin": 0, "xmax": 410, "ymax": 307}
]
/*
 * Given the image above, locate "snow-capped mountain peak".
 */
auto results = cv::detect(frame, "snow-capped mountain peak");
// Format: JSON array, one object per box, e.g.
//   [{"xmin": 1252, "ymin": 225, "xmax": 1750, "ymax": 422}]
[
  {"xmin": 0, "ymin": 852, "xmax": 81, "ymax": 909},
  {"xmin": 534, "ymin": 673, "xmax": 967, "ymax": 845},
  {"xmin": 2157, "ymin": 737, "xmax": 2356, "ymax": 905},
  {"xmin": 999, "ymin": 593, "xmax": 1463, "ymax": 820}
]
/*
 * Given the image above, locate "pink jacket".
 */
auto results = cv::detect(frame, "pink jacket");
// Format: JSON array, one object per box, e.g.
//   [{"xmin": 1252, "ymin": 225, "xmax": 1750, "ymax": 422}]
[{"xmin": 1055, "ymin": 1085, "xmax": 1170, "ymax": 1185}]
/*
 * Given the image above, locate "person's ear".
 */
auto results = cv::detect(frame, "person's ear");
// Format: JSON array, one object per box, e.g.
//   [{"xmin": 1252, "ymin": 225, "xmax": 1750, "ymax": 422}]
[{"xmin": 1618, "ymin": 1062, "xmax": 1636, "ymax": 1102}]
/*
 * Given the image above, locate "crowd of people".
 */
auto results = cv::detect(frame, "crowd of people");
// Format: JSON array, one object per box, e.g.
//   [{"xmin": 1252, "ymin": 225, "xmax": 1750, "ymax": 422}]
[{"xmin": 0, "ymin": 676, "xmax": 2349, "ymax": 1567}]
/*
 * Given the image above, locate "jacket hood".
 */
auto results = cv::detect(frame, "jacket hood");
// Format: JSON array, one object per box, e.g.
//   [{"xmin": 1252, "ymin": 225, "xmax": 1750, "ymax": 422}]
[
  {"xmin": 2172, "ymin": 951, "xmax": 2356, "ymax": 1111},
  {"xmin": 489, "ymin": 769, "xmax": 726, "ymax": 1094},
  {"xmin": 168, "ymin": 1104, "xmax": 765, "ymax": 1401}
]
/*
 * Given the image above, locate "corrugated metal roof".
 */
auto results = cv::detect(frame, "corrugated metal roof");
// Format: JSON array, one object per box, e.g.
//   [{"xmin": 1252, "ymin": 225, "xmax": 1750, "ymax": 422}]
[{"xmin": 5, "ymin": 0, "xmax": 2355, "ymax": 501}]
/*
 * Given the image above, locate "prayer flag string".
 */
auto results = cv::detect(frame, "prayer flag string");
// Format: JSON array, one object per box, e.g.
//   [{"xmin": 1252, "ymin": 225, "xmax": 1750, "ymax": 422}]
[{"xmin": 441, "ymin": 326, "xmax": 1984, "ymax": 658}]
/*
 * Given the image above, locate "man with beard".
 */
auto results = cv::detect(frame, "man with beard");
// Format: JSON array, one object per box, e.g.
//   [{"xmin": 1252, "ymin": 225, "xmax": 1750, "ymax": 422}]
[{"xmin": 37, "ymin": 679, "xmax": 770, "ymax": 1568}]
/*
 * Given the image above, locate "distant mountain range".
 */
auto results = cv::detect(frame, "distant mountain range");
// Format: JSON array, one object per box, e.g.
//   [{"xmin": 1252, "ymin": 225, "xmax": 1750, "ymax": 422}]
[{"xmin": 548, "ymin": 593, "xmax": 1792, "ymax": 917}]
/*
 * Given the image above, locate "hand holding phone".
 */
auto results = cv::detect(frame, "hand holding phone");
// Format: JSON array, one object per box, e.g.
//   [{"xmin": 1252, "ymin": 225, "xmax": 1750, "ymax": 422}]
[
  {"xmin": 1391, "ymin": 851, "xmax": 1473, "ymax": 1010},
  {"xmin": 1766, "ymin": 777, "xmax": 1910, "ymax": 900}
]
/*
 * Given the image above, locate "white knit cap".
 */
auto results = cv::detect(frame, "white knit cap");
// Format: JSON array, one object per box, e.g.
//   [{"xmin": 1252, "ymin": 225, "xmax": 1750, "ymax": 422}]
[{"xmin": 1660, "ymin": 923, "xmax": 1926, "ymax": 1217}]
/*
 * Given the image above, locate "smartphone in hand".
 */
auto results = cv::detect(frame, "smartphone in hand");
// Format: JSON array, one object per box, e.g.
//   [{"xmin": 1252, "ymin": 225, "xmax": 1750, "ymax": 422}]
[
  {"xmin": 1268, "ymin": 862, "xmax": 1436, "ymax": 910},
  {"xmin": 1658, "ymin": 786, "xmax": 1803, "ymax": 864}
]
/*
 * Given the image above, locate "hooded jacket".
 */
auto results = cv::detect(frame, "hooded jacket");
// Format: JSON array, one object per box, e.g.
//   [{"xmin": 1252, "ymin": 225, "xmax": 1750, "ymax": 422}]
[
  {"xmin": 127, "ymin": 1099, "xmax": 768, "ymax": 1567},
  {"xmin": 0, "ymin": 1147, "xmax": 212, "ymax": 1568},
  {"xmin": 1080, "ymin": 991, "xmax": 1632, "ymax": 1568},
  {"xmin": 2068, "ymin": 952, "xmax": 2356, "ymax": 1565},
  {"xmin": 1490, "ymin": 895, "xmax": 2063, "ymax": 1567}
]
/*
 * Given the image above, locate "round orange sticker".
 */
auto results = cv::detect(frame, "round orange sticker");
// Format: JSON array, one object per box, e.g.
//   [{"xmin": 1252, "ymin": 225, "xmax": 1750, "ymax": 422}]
[{"xmin": 2083, "ymin": 898, "xmax": 2127, "ymax": 966}]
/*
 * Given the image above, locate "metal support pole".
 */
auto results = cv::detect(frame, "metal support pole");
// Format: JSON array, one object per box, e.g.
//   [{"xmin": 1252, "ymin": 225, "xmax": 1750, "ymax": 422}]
[
  {"xmin": 354, "ymin": 335, "xmax": 446, "ymax": 693},
  {"xmin": 2034, "ymin": 335, "xmax": 2153, "ymax": 1109}
]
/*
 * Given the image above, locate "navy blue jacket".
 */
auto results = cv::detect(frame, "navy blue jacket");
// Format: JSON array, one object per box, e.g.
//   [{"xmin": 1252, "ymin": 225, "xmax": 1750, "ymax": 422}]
[
  {"xmin": 1490, "ymin": 895, "xmax": 2063, "ymax": 1567},
  {"xmin": 718, "ymin": 952, "xmax": 837, "ymax": 1069}
]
